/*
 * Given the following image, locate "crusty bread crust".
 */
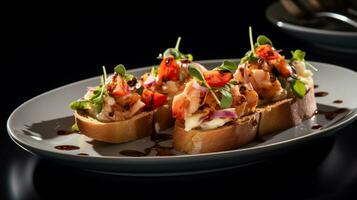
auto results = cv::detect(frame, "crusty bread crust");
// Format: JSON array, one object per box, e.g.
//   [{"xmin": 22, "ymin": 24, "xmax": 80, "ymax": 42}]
[
  {"xmin": 75, "ymin": 111, "xmax": 153, "ymax": 143},
  {"xmin": 258, "ymin": 88, "xmax": 317, "ymax": 136},
  {"xmin": 173, "ymin": 113, "xmax": 260, "ymax": 154},
  {"xmin": 173, "ymin": 88, "xmax": 317, "ymax": 154}
]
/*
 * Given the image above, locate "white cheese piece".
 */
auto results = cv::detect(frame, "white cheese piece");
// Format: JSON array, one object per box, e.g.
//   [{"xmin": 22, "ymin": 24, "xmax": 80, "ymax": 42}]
[
  {"xmin": 184, "ymin": 113, "xmax": 206, "ymax": 131},
  {"xmin": 200, "ymin": 118, "xmax": 232, "ymax": 130}
]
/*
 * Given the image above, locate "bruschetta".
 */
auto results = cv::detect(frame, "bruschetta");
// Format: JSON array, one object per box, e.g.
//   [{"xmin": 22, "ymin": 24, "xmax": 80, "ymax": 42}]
[
  {"xmin": 172, "ymin": 27, "xmax": 317, "ymax": 154},
  {"xmin": 140, "ymin": 37, "xmax": 203, "ymax": 131},
  {"xmin": 235, "ymin": 27, "xmax": 317, "ymax": 136},
  {"xmin": 70, "ymin": 65, "xmax": 158, "ymax": 143},
  {"xmin": 172, "ymin": 61, "xmax": 260, "ymax": 154}
]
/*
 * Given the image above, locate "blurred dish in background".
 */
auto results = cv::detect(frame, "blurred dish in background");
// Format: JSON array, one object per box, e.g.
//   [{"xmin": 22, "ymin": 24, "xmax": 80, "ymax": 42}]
[{"xmin": 266, "ymin": 1, "xmax": 357, "ymax": 53}]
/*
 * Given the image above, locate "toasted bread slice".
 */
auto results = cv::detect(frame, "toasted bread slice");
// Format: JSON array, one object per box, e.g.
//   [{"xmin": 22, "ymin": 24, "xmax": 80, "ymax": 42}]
[
  {"xmin": 173, "ymin": 113, "xmax": 260, "ymax": 154},
  {"xmin": 173, "ymin": 88, "xmax": 317, "ymax": 154},
  {"xmin": 258, "ymin": 88, "xmax": 317, "ymax": 136},
  {"xmin": 75, "ymin": 111, "xmax": 153, "ymax": 143}
]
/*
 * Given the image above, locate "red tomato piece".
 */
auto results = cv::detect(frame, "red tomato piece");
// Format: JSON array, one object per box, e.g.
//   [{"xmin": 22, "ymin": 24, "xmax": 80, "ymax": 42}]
[
  {"xmin": 203, "ymin": 70, "xmax": 232, "ymax": 87},
  {"xmin": 141, "ymin": 89, "xmax": 167, "ymax": 109},
  {"xmin": 255, "ymin": 44, "xmax": 280, "ymax": 61},
  {"xmin": 153, "ymin": 92, "xmax": 167, "ymax": 109},
  {"xmin": 158, "ymin": 56, "xmax": 180, "ymax": 84}
]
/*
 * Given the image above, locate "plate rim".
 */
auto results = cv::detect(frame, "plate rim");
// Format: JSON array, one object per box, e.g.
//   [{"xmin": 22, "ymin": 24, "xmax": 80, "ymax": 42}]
[
  {"xmin": 266, "ymin": 2, "xmax": 357, "ymax": 37},
  {"xmin": 7, "ymin": 59, "xmax": 357, "ymax": 162}
]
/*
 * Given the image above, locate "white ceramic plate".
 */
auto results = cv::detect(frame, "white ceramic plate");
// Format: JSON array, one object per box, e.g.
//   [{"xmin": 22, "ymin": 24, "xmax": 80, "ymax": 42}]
[
  {"xmin": 266, "ymin": 2, "xmax": 357, "ymax": 53},
  {"xmin": 7, "ymin": 59, "xmax": 357, "ymax": 176}
]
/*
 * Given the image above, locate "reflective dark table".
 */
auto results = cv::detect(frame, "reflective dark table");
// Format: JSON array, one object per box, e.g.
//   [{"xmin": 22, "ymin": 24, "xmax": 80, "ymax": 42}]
[{"xmin": 3, "ymin": 3, "xmax": 357, "ymax": 199}]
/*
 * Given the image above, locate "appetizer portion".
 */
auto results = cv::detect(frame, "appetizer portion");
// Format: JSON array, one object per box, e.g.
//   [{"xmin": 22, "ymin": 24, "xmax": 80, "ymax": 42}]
[
  {"xmin": 235, "ymin": 27, "xmax": 317, "ymax": 136},
  {"xmin": 69, "ymin": 65, "xmax": 154, "ymax": 143},
  {"xmin": 140, "ymin": 37, "xmax": 201, "ymax": 131},
  {"xmin": 67, "ymin": 28, "xmax": 318, "ymax": 154},
  {"xmin": 172, "ymin": 27, "xmax": 317, "ymax": 154},
  {"xmin": 172, "ymin": 61, "xmax": 260, "ymax": 154}
]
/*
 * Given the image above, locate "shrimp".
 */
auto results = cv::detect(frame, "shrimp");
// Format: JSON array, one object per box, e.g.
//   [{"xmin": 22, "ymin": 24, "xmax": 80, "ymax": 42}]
[
  {"xmin": 231, "ymin": 85, "xmax": 258, "ymax": 117},
  {"xmin": 172, "ymin": 80, "xmax": 202, "ymax": 120},
  {"xmin": 255, "ymin": 44, "xmax": 292, "ymax": 77},
  {"xmin": 242, "ymin": 69, "xmax": 282, "ymax": 101},
  {"xmin": 269, "ymin": 58, "xmax": 292, "ymax": 78}
]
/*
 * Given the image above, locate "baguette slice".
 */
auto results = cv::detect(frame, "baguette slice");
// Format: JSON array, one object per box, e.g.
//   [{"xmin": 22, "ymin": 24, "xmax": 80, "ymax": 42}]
[
  {"xmin": 173, "ymin": 113, "xmax": 260, "ymax": 154},
  {"xmin": 258, "ymin": 87, "xmax": 317, "ymax": 136},
  {"xmin": 75, "ymin": 111, "xmax": 153, "ymax": 143}
]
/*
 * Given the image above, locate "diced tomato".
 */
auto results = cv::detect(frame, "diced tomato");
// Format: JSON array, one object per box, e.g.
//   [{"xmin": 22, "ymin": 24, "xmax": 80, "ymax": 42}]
[
  {"xmin": 141, "ymin": 89, "xmax": 167, "ymax": 109},
  {"xmin": 108, "ymin": 75, "xmax": 129, "ymax": 97},
  {"xmin": 141, "ymin": 89, "xmax": 153, "ymax": 108},
  {"xmin": 157, "ymin": 56, "xmax": 180, "ymax": 84},
  {"xmin": 203, "ymin": 70, "xmax": 232, "ymax": 87},
  {"xmin": 255, "ymin": 44, "xmax": 280, "ymax": 61},
  {"xmin": 153, "ymin": 92, "xmax": 167, "ymax": 109}
]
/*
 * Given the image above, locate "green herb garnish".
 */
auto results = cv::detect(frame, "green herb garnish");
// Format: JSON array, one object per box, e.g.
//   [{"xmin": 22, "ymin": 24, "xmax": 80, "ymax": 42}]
[
  {"xmin": 114, "ymin": 64, "xmax": 135, "ymax": 80},
  {"xmin": 219, "ymin": 85, "xmax": 233, "ymax": 108},
  {"xmin": 69, "ymin": 100, "xmax": 91, "ymax": 110},
  {"xmin": 187, "ymin": 64, "xmax": 221, "ymax": 106},
  {"xmin": 69, "ymin": 66, "xmax": 108, "ymax": 113},
  {"xmin": 160, "ymin": 37, "xmax": 193, "ymax": 61},
  {"xmin": 187, "ymin": 64, "xmax": 204, "ymax": 81},
  {"xmin": 257, "ymin": 35, "xmax": 272, "ymax": 46},
  {"xmin": 188, "ymin": 63, "xmax": 237, "ymax": 108},
  {"xmin": 240, "ymin": 26, "xmax": 259, "ymax": 64},
  {"xmin": 290, "ymin": 49, "xmax": 317, "ymax": 71},
  {"xmin": 114, "ymin": 64, "xmax": 125, "ymax": 77},
  {"xmin": 215, "ymin": 60, "xmax": 237, "ymax": 72},
  {"xmin": 90, "ymin": 66, "xmax": 107, "ymax": 112},
  {"xmin": 290, "ymin": 78, "xmax": 306, "ymax": 98},
  {"xmin": 71, "ymin": 123, "xmax": 80, "ymax": 132}
]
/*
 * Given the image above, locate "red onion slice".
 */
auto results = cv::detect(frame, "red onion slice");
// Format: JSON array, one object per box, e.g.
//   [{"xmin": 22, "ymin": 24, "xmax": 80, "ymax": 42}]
[
  {"xmin": 210, "ymin": 108, "xmax": 238, "ymax": 120},
  {"xmin": 143, "ymin": 75, "xmax": 156, "ymax": 86}
]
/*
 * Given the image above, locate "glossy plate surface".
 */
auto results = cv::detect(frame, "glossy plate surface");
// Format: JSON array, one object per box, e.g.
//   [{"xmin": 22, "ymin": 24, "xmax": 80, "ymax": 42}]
[{"xmin": 7, "ymin": 59, "xmax": 357, "ymax": 175}]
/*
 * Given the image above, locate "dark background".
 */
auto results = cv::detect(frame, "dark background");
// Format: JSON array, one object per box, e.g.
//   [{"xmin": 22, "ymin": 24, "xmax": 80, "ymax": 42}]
[{"xmin": 2, "ymin": 1, "xmax": 357, "ymax": 199}]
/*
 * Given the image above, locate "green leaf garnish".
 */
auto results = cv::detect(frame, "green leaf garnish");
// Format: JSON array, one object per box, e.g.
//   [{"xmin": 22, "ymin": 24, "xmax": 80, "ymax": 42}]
[
  {"xmin": 188, "ymin": 63, "xmax": 221, "ymax": 106},
  {"xmin": 257, "ymin": 35, "xmax": 272, "ymax": 46},
  {"xmin": 91, "ymin": 79, "xmax": 106, "ymax": 112},
  {"xmin": 220, "ymin": 87, "xmax": 233, "ymax": 108},
  {"xmin": 290, "ymin": 49, "xmax": 305, "ymax": 62},
  {"xmin": 240, "ymin": 51, "xmax": 259, "ymax": 64},
  {"xmin": 114, "ymin": 64, "xmax": 126, "ymax": 77},
  {"xmin": 69, "ymin": 100, "xmax": 91, "ymax": 110},
  {"xmin": 229, "ymin": 80, "xmax": 239, "ymax": 85},
  {"xmin": 161, "ymin": 37, "xmax": 193, "ymax": 61},
  {"xmin": 70, "ymin": 66, "xmax": 108, "ymax": 113},
  {"xmin": 163, "ymin": 48, "xmax": 181, "ymax": 59},
  {"xmin": 187, "ymin": 64, "xmax": 204, "ymax": 81},
  {"xmin": 115, "ymin": 64, "xmax": 135, "ymax": 80},
  {"xmin": 290, "ymin": 78, "xmax": 306, "ymax": 98},
  {"xmin": 71, "ymin": 123, "xmax": 80, "ymax": 132},
  {"xmin": 215, "ymin": 60, "xmax": 237, "ymax": 71},
  {"xmin": 290, "ymin": 49, "xmax": 317, "ymax": 71}
]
